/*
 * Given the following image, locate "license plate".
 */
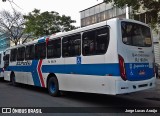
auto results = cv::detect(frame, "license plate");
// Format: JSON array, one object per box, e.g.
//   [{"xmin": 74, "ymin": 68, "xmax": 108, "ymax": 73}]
[{"xmin": 139, "ymin": 70, "xmax": 145, "ymax": 75}]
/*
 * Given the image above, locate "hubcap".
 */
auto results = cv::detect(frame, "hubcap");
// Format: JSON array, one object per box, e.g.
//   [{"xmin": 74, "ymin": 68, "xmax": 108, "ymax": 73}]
[{"xmin": 50, "ymin": 81, "xmax": 56, "ymax": 93}]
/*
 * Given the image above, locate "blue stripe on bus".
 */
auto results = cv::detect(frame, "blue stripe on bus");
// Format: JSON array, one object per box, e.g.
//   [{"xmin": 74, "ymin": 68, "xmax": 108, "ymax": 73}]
[
  {"xmin": 6, "ymin": 63, "xmax": 120, "ymax": 76},
  {"xmin": 6, "ymin": 60, "xmax": 41, "ymax": 87},
  {"xmin": 125, "ymin": 63, "xmax": 154, "ymax": 81},
  {"xmin": 38, "ymin": 36, "xmax": 47, "ymax": 43},
  {"xmin": 5, "ymin": 62, "xmax": 155, "ymax": 82},
  {"xmin": 31, "ymin": 60, "xmax": 41, "ymax": 87},
  {"xmin": 42, "ymin": 64, "xmax": 120, "ymax": 76},
  {"xmin": 38, "ymin": 39, "xmax": 45, "ymax": 43}
]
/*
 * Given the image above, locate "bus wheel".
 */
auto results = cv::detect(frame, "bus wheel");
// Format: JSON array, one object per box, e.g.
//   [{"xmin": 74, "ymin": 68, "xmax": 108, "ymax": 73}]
[
  {"xmin": 11, "ymin": 73, "xmax": 16, "ymax": 86},
  {"xmin": 47, "ymin": 77, "xmax": 60, "ymax": 97}
]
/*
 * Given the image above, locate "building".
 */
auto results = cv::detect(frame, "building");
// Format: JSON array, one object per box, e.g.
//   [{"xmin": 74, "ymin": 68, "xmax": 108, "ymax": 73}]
[
  {"xmin": 0, "ymin": 32, "xmax": 10, "ymax": 51},
  {"xmin": 80, "ymin": 2, "xmax": 160, "ymax": 39},
  {"xmin": 80, "ymin": 2, "xmax": 130, "ymax": 27}
]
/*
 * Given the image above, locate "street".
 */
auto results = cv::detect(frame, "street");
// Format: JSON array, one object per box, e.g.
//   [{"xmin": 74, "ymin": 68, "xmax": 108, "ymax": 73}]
[{"xmin": 0, "ymin": 78, "xmax": 160, "ymax": 115}]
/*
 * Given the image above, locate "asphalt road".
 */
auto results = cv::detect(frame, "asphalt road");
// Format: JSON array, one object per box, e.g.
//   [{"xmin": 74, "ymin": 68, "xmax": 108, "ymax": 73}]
[{"xmin": 0, "ymin": 78, "xmax": 160, "ymax": 115}]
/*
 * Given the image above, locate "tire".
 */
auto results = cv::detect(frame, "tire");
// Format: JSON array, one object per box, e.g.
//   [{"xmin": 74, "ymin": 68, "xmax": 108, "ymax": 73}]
[
  {"xmin": 47, "ymin": 77, "xmax": 60, "ymax": 97},
  {"xmin": 11, "ymin": 73, "xmax": 16, "ymax": 86}
]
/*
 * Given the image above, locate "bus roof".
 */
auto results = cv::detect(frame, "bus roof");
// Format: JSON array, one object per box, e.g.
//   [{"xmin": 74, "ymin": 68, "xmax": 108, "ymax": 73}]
[{"xmin": 5, "ymin": 18, "xmax": 150, "ymax": 51}]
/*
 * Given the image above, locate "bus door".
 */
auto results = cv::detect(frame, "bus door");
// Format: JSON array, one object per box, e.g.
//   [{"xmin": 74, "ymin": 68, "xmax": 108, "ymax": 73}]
[
  {"xmin": 118, "ymin": 21, "xmax": 154, "ymax": 81},
  {"xmin": 3, "ymin": 53, "xmax": 9, "ymax": 77},
  {"xmin": 0, "ymin": 52, "xmax": 4, "ymax": 77}
]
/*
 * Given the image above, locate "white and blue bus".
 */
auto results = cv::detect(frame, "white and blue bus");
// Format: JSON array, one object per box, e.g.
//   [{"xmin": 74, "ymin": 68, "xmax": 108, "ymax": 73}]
[
  {"xmin": 0, "ymin": 51, "xmax": 4, "ymax": 78},
  {"xmin": 3, "ymin": 18, "xmax": 155, "ymax": 96}
]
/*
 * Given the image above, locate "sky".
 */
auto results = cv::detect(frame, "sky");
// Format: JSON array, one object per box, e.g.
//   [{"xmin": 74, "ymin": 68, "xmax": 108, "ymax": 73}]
[{"xmin": 0, "ymin": 0, "xmax": 103, "ymax": 27}]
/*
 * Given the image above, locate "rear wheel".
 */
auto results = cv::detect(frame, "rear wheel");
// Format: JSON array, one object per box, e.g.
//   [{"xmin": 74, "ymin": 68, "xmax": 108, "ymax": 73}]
[{"xmin": 47, "ymin": 76, "xmax": 60, "ymax": 97}]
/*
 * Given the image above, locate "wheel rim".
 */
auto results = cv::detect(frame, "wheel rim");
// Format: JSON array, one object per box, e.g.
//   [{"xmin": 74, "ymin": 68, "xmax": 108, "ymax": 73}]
[{"xmin": 50, "ymin": 81, "xmax": 56, "ymax": 93}]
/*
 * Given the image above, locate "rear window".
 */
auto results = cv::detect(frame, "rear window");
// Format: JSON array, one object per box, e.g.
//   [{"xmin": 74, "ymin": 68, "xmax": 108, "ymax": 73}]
[{"xmin": 121, "ymin": 22, "xmax": 152, "ymax": 47}]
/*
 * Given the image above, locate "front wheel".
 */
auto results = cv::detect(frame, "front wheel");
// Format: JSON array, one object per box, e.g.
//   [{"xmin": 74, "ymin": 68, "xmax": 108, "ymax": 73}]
[{"xmin": 47, "ymin": 77, "xmax": 60, "ymax": 97}]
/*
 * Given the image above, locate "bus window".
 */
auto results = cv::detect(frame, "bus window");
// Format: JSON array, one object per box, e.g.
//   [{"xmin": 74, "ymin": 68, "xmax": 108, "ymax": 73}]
[
  {"xmin": 62, "ymin": 34, "xmax": 81, "ymax": 57},
  {"xmin": 35, "ymin": 42, "xmax": 46, "ymax": 59},
  {"xmin": 17, "ymin": 47, "xmax": 25, "ymax": 61},
  {"xmin": 47, "ymin": 39, "xmax": 61, "ymax": 59},
  {"xmin": 25, "ymin": 45, "xmax": 35, "ymax": 60},
  {"xmin": 121, "ymin": 22, "xmax": 152, "ymax": 47},
  {"xmin": 82, "ymin": 26, "xmax": 109, "ymax": 56},
  {"xmin": 10, "ymin": 49, "xmax": 17, "ymax": 62}
]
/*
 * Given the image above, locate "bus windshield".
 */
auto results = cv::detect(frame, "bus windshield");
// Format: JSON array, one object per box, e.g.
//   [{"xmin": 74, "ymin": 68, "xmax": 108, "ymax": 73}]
[{"xmin": 121, "ymin": 22, "xmax": 152, "ymax": 47}]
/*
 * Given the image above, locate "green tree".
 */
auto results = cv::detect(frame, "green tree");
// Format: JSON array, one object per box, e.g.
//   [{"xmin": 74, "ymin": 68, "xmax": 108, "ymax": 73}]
[
  {"xmin": 104, "ymin": 0, "xmax": 160, "ymax": 25},
  {"xmin": 24, "ymin": 9, "xmax": 76, "ymax": 37}
]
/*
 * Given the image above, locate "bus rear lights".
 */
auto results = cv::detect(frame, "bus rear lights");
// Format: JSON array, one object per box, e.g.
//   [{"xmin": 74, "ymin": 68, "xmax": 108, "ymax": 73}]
[{"xmin": 118, "ymin": 55, "xmax": 127, "ymax": 81}]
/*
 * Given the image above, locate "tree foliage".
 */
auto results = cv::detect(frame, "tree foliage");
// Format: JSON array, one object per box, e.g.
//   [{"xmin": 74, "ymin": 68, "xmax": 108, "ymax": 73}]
[
  {"xmin": 24, "ymin": 9, "xmax": 76, "ymax": 37},
  {"xmin": 104, "ymin": 0, "xmax": 160, "ymax": 25},
  {"xmin": 0, "ymin": 10, "xmax": 30, "ymax": 45}
]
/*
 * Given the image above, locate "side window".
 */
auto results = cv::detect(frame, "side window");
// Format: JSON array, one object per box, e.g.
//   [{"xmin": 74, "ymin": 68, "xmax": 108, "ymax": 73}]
[
  {"xmin": 35, "ymin": 42, "xmax": 46, "ymax": 59},
  {"xmin": 17, "ymin": 47, "xmax": 25, "ymax": 61},
  {"xmin": 82, "ymin": 26, "xmax": 109, "ymax": 56},
  {"xmin": 10, "ymin": 49, "xmax": 17, "ymax": 62},
  {"xmin": 47, "ymin": 39, "xmax": 61, "ymax": 58},
  {"xmin": 62, "ymin": 34, "xmax": 81, "ymax": 57},
  {"xmin": 25, "ymin": 45, "xmax": 35, "ymax": 60}
]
